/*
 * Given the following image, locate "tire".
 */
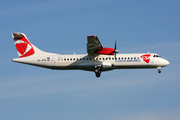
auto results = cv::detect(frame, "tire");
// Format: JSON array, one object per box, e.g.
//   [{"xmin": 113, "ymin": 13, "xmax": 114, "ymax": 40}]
[{"xmin": 96, "ymin": 72, "xmax": 101, "ymax": 77}]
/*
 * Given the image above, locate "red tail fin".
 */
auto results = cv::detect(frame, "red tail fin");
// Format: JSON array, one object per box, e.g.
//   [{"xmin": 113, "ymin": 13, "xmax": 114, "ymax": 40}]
[{"xmin": 12, "ymin": 33, "xmax": 35, "ymax": 58}]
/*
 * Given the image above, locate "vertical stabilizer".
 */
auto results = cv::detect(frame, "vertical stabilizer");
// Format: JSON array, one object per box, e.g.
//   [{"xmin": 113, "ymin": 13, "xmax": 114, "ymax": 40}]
[
  {"xmin": 12, "ymin": 33, "xmax": 57, "ymax": 58},
  {"xmin": 12, "ymin": 33, "xmax": 36, "ymax": 58}
]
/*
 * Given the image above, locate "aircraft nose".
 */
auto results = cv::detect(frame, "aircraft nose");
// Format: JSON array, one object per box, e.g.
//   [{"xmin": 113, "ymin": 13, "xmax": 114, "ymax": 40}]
[{"xmin": 164, "ymin": 59, "xmax": 170, "ymax": 66}]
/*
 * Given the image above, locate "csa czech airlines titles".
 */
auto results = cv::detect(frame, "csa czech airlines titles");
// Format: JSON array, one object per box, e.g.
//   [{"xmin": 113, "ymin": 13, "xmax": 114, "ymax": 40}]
[{"xmin": 12, "ymin": 33, "xmax": 169, "ymax": 77}]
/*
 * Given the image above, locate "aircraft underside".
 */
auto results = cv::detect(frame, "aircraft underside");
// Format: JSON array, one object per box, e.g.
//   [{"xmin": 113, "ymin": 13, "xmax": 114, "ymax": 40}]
[{"xmin": 12, "ymin": 57, "xmax": 166, "ymax": 78}]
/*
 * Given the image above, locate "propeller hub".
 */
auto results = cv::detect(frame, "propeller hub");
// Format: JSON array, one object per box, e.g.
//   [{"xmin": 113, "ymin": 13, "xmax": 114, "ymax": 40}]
[{"xmin": 115, "ymin": 49, "xmax": 119, "ymax": 53}]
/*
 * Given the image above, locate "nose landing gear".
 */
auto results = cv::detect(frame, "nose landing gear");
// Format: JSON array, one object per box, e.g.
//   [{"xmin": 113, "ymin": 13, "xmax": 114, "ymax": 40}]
[{"xmin": 157, "ymin": 67, "xmax": 161, "ymax": 73}]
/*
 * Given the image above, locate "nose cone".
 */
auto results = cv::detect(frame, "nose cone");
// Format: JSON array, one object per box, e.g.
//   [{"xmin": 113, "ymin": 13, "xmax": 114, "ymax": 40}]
[{"xmin": 164, "ymin": 59, "xmax": 170, "ymax": 66}]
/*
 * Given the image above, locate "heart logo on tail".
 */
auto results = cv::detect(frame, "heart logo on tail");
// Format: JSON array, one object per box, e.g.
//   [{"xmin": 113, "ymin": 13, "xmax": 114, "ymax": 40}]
[{"xmin": 14, "ymin": 37, "xmax": 35, "ymax": 58}]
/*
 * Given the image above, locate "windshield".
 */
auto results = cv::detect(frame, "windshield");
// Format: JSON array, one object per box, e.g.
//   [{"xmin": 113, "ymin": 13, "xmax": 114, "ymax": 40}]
[{"xmin": 153, "ymin": 55, "xmax": 161, "ymax": 58}]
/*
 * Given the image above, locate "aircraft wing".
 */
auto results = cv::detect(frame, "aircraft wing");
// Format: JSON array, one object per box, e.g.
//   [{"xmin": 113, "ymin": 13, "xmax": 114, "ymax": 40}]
[{"xmin": 87, "ymin": 35, "xmax": 103, "ymax": 55}]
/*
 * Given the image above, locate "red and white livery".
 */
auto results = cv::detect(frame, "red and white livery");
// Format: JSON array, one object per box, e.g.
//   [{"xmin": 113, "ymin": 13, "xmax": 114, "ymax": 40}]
[{"xmin": 12, "ymin": 33, "xmax": 169, "ymax": 77}]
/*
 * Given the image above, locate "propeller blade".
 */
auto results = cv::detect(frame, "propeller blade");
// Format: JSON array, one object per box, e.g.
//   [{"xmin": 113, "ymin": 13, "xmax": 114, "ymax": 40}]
[{"xmin": 114, "ymin": 41, "xmax": 117, "ymax": 60}]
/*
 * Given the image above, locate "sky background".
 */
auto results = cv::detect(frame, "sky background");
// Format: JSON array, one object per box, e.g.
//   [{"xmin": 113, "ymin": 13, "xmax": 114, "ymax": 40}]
[{"xmin": 1, "ymin": 0, "xmax": 180, "ymax": 120}]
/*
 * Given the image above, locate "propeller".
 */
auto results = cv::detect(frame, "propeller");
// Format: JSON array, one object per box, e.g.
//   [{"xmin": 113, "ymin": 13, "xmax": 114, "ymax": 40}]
[{"xmin": 114, "ymin": 41, "xmax": 119, "ymax": 60}]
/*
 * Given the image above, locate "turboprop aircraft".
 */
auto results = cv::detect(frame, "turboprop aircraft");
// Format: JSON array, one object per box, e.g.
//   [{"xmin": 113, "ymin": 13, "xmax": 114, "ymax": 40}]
[{"xmin": 12, "ymin": 33, "xmax": 169, "ymax": 77}]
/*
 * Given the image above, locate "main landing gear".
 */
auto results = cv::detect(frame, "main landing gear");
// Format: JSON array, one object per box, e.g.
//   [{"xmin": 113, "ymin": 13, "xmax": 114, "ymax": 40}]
[
  {"xmin": 157, "ymin": 67, "xmax": 161, "ymax": 73},
  {"xmin": 95, "ymin": 66, "xmax": 101, "ymax": 78}
]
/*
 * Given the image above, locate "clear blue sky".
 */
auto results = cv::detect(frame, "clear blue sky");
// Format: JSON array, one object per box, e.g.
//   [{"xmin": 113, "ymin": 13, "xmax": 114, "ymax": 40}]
[{"xmin": 1, "ymin": 0, "xmax": 180, "ymax": 120}]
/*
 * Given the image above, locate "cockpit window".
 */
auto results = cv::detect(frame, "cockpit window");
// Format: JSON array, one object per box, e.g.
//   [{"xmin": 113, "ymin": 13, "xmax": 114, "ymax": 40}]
[{"xmin": 153, "ymin": 55, "xmax": 161, "ymax": 58}]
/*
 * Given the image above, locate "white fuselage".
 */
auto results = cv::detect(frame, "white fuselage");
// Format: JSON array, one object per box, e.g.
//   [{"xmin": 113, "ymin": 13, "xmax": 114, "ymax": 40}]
[
  {"xmin": 12, "ymin": 53, "xmax": 169, "ymax": 72},
  {"xmin": 11, "ymin": 33, "xmax": 169, "ymax": 77}
]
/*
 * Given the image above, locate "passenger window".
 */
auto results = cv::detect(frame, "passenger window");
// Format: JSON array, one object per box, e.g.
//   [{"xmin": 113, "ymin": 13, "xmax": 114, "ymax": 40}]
[
  {"xmin": 112, "ymin": 58, "xmax": 114, "ymax": 60},
  {"xmin": 99, "ymin": 58, "xmax": 101, "ymax": 60},
  {"xmin": 73, "ymin": 58, "xmax": 75, "ymax": 60},
  {"xmin": 109, "ymin": 58, "xmax": 111, "ymax": 60},
  {"xmin": 64, "ymin": 59, "xmax": 66, "ymax": 61},
  {"xmin": 134, "ymin": 57, "xmax": 136, "ymax": 59}
]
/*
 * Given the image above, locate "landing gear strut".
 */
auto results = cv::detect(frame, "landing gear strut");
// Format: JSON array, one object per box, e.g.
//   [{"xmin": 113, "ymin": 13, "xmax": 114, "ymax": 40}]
[
  {"xmin": 95, "ymin": 66, "xmax": 101, "ymax": 78},
  {"xmin": 157, "ymin": 67, "xmax": 161, "ymax": 73}
]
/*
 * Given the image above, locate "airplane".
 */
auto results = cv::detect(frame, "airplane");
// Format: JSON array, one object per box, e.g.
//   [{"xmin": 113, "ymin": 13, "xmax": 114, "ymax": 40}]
[{"xmin": 12, "ymin": 33, "xmax": 169, "ymax": 78}]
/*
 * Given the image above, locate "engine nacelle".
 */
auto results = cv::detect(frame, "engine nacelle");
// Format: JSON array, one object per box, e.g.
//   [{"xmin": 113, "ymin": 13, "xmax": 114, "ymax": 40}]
[{"xmin": 96, "ymin": 47, "xmax": 115, "ymax": 55}]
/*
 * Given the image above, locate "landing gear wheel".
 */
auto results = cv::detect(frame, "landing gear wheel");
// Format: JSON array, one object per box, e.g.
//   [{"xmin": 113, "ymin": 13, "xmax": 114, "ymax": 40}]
[
  {"xmin": 94, "ymin": 66, "xmax": 101, "ymax": 78},
  {"xmin": 96, "ymin": 72, "xmax": 101, "ymax": 77},
  {"xmin": 157, "ymin": 67, "xmax": 161, "ymax": 74}
]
